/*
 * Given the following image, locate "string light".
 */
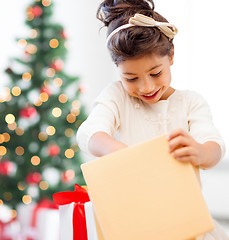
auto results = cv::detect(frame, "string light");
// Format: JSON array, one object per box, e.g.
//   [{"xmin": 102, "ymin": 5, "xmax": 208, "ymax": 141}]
[
  {"xmin": 15, "ymin": 146, "xmax": 24, "ymax": 156},
  {"xmin": 26, "ymin": 7, "xmax": 34, "ymax": 21},
  {"xmin": 39, "ymin": 181, "xmax": 49, "ymax": 190},
  {"xmin": 65, "ymin": 149, "xmax": 74, "ymax": 158},
  {"xmin": 26, "ymin": 44, "xmax": 37, "ymax": 54},
  {"xmin": 31, "ymin": 156, "xmax": 40, "ymax": 166},
  {"xmin": 65, "ymin": 128, "xmax": 74, "ymax": 137},
  {"xmin": 71, "ymin": 108, "xmax": 80, "ymax": 116},
  {"xmin": 34, "ymin": 100, "xmax": 43, "ymax": 107},
  {"xmin": 38, "ymin": 132, "xmax": 48, "ymax": 141},
  {"xmin": 40, "ymin": 92, "xmax": 49, "ymax": 102},
  {"xmin": 46, "ymin": 126, "xmax": 56, "ymax": 135},
  {"xmin": 11, "ymin": 210, "xmax": 17, "ymax": 219},
  {"xmin": 8, "ymin": 122, "xmax": 17, "ymax": 131},
  {"xmin": 12, "ymin": 86, "xmax": 21, "ymax": 96},
  {"xmin": 18, "ymin": 39, "xmax": 27, "ymax": 48},
  {"xmin": 0, "ymin": 146, "xmax": 7, "ymax": 156},
  {"xmin": 72, "ymin": 100, "xmax": 81, "ymax": 109},
  {"xmin": 71, "ymin": 144, "xmax": 79, "ymax": 152},
  {"xmin": 58, "ymin": 94, "xmax": 68, "ymax": 103},
  {"xmin": 42, "ymin": 0, "xmax": 51, "ymax": 7},
  {"xmin": 66, "ymin": 114, "xmax": 76, "ymax": 123},
  {"xmin": 49, "ymin": 39, "xmax": 59, "ymax": 48},
  {"xmin": 17, "ymin": 182, "xmax": 26, "ymax": 191},
  {"xmin": 22, "ymin": 195, "xmax": 32, "ymax": 204},
  {"xmin": 30, "ymin": 29, "xmax": 38, "ymax": 39},
  {"xmin": 16, "ymin": 127, "xmax": 24, "ymax": 136},
  {"xmin": 46, "ymin": 68, "xmax": 55, "ymax": 77},
  {"xmin": 52, "ymin": 107, "xmax": 62, "ymax": 117},
  {"xmin": 22, "ymin": 72, "xmax": 32, "ymax": 82},
  {"xmin": 3, "ymin": 133, "xmax": 10, "ymax": 142},
  {"xmin": 5, "ymin": 114, "xmax": 15, "ymax": 124},
  {"xmin": 53, "ymin": 78, "xmax": 63, "ymax": 87},
  {"xmin": 0, "ymin": 134, "xmax": 4, "ymax": 144}
]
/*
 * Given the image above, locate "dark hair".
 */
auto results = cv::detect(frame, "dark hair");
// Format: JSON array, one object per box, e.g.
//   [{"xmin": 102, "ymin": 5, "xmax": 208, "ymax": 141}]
[{"xmin": 97, "ymin": 0, "xmax": 174, "ymax": 65}]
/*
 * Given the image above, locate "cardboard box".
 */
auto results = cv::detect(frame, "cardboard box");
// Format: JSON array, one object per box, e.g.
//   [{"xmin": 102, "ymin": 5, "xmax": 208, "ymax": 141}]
[{"xmin": 81, "ymin": 135, "xmax": 214, "ymax": 240}]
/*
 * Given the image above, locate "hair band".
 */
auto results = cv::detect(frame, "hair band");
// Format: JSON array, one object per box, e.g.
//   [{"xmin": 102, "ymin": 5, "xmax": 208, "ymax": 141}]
[{"xmin": 106, "ymin": 13, "xmax": 178, "ymax": 46}]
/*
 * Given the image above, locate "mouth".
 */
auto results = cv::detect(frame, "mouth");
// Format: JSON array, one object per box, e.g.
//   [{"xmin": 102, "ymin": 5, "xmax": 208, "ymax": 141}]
[{"xmin": 141, "ymin": 89, "xmax": 160, "ymax": 100}]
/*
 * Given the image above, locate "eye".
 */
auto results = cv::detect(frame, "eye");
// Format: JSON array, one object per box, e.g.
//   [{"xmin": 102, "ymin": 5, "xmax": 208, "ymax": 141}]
[
  {"xmin": 150, "ymin": 71, "xmax": 161, "ymax": 77},
  {"xmin": 126, "ymin": 77, "xmax": 138, "ymax": 82}
]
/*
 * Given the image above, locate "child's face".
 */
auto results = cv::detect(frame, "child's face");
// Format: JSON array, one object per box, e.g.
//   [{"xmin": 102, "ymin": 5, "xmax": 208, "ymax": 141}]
[{"xmin": 118, "ymin": 53, "xmax": 174, "ymax": 104}]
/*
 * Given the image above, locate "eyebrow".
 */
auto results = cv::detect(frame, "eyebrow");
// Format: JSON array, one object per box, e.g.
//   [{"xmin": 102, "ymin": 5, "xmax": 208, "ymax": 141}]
[{"xmin": 122, "ymin": 64, "xmax": 162, "ymax": 75}]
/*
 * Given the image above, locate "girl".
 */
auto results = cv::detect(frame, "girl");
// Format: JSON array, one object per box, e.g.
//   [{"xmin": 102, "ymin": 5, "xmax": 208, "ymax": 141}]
[{"xmin": 77, "ymin": 0, "xmax": 228, "ymax": 239}]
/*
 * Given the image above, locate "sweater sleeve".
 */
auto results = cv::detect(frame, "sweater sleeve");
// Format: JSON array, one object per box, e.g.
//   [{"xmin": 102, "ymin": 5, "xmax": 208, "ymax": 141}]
[
  {"xmin": 186, "ymin": 91, "xmax": 225, "ymax": 159},
  {"xmin": 76, "ymin": 82, "xmax": 123, "ymax": 154}
]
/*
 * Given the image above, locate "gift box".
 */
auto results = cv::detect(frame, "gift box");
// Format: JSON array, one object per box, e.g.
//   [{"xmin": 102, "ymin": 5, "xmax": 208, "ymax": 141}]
[
  {"xmin": 0, "ymin": 219, "xmax": 21, "ymax": 240},
  {"xmin": 53, "ymin": 184, "xmax": 104, "ymax": 240},
  {"xmin": 17, "ymin": 198, "xmax": 59, "ymax": 240},
  {"xmin": 81, "ymin": 135, "xmax": 214, "ymax": 240}
]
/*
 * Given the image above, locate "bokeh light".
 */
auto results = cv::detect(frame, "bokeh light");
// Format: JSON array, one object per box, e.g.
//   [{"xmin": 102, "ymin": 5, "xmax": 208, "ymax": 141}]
[
  {"xmin": 53, "ymin": 78, "xmax": 63, "ymax": 87},
  {"xmin": 0, "ymin": 146, "xmax": 7, "ymax": 156},
  {"xmin": 52, "ymin": 107, "xmax": 62, "ymax": 117},
  {"xmin": 12, "ymin": 86, "xmax": 21, "ymax": 96},
  {"xmin": 2, "ymin": 133, "xmax": 10, "ymax": 142},
  {"xmin": 49, "ymin": 39, "xmax": 59, "ymax": 48},
  {"xmin": 46, "ymin": 68, "xmax": 55, "ymax": 77},
  {"xmin": 65, "ymin": 149, "xmax": 74, "ymax": 158},
  {"xmin": 38, "ymin": 132, "xmax": 48, "ymax": 141},
  {"xmin": 15, "ymin": 146, "xmax": 24, "ymax": 156},
  {"xmin": 39, "ymin": 181, "xmax": 49, "ymax": 190},
  {"xmin": 31, "ymin": 156, "xmax": 40, "ymax": 166},
  {"xmin": 22, "ymin": 195, "xmax": 32, "ymax": 204},
  {"xmin": 42, "ymin": 0, "xmax": 51, "ymax": 7},
  {"xmin": 18, "ymin": 39, "xmax": 27, "ymax": 48},
  {"xmin": 46, "ymin": 126, "xmax": 56, "ymax": 135},
  {"xmin": 65, "ymin": 128, "xmax": 74, "ymax": 137},
  {"xmin": 16, "ymin": 127, "xmax": 25, "ymax": 136},
  {"xmin": 22, "ymin": 72, "xmax": 32, "ymax": 82},
  {"xmin": 58, "ymin": 94, "xmax": 68, "ymax": 103},
  {"xmin": 40, "ymin": 92, "xmax": 49, "ymax": 102},
  {"xmin": 8, "ymin": 122, "xmax": 17, "ymax": 131},
  {"xmin": 5, "ymin": 114, "xmax": 15, "ymax": 124},
  {"xmin": 66, "ymin": 114, "xmax": 76, "ymax": 123}
]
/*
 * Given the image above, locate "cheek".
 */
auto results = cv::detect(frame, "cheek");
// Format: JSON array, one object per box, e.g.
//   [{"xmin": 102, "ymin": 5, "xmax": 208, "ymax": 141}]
[{"xmin": 121, "ymin": 81, "xmax": 135, "ymax": 93}]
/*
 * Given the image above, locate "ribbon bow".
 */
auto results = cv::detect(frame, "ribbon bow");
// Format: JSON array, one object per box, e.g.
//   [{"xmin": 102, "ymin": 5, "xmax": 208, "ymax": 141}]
[
  {"xmin": 53, "ymin": 184, "xmax": 90, "ymax": 240},
  {"xmin": 129, "ymin": 14, "xmax": 178, "ymax": 40},
  {"xmin": 106, "ymin": 13, "xmax": 178, "ymax": 45}
]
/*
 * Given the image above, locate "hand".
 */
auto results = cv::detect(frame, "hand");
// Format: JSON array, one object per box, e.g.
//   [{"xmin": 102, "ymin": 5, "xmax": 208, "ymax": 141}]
[{"xmin": 167, "ymin": 128, "xmax": 204, "ymax": 167}]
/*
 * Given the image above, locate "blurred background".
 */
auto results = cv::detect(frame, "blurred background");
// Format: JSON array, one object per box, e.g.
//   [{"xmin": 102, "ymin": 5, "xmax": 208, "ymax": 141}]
[{"xmin": 0, "ymin": 0, "xmax": 229, "ymax": 238}]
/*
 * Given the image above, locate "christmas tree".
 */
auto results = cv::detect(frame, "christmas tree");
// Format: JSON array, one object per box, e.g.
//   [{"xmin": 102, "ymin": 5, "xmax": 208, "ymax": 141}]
[{"xmin": 0, "ymin": 0, "xmax": 87, "ymax": 212}]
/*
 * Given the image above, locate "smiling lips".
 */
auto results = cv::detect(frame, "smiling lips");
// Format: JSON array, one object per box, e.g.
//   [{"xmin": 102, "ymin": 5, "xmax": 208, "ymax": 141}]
[{"xmin": 141, "ymin": 89, "xmax": 160, "ymax": 100}]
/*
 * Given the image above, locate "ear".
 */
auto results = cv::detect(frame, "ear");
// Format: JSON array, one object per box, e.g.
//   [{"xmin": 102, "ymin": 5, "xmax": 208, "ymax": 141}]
[{"xmin": 169, "ymin": 47, "xmax": 174, "ymax": 66}]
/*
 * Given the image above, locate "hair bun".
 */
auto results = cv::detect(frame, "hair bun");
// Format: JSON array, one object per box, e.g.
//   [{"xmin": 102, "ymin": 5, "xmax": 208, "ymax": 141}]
[{"xmin": 97, "ymin": 0, "xmax": 155, "ymax": 26}]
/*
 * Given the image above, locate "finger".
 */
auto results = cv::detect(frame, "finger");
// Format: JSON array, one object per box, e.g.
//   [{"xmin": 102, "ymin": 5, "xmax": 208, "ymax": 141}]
[
  {"xmin": 171, "ymin": 146, "xmax": 197, "ymax": 159},
  {"xmin": 168, "ymin": 128, "xmax": 187, "ymax": 140},
  {"xmin": 168, "ymin": 135, "xmax": 190, "ymax": 152},
  {"xmin": 173, "ymin": 155, "xmax": 196, "ymax": 164}
]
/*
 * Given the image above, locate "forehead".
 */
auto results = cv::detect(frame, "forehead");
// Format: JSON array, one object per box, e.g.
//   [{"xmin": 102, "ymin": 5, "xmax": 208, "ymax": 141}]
[{"xmin": 118, "ymin": 54, "xmax": 169, "ymax": 74}]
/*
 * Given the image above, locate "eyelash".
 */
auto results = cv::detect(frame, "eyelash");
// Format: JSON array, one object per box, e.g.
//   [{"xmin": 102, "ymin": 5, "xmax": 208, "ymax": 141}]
[
  {"xmin": 126, "ymin": 71, "xmax": 162, "ymax": 82},
  {"xmin": 126, "ymin": 77, "xmax": 138, "ymax": 82},
  {"xmin": 151, "ymin": 71, "xmax": 161, "ymax": 77}
]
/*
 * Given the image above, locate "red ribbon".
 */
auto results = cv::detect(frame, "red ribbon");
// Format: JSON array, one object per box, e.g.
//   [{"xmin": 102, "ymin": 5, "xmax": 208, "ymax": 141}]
[
  {"xmin": 53, "ymin": 184, "xmax": 90, "ymax": 240},
  {"xmin": 0, "ymin": 218, "xmax": 16, "ymax": 240},
  {"xmin": 31, "ymin": 198, "xmax": 59, "ymax": 227}
]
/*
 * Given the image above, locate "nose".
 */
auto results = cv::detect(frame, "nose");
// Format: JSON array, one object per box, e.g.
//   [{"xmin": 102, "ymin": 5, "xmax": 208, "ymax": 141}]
[{"xmin": 138, "ymin": 77, "xmax": 155, "ymax": 94}]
